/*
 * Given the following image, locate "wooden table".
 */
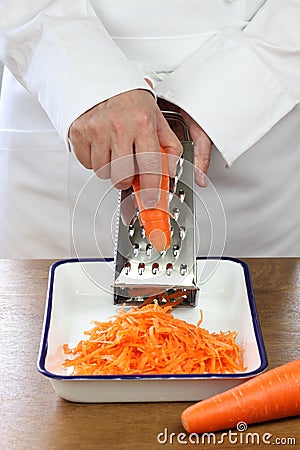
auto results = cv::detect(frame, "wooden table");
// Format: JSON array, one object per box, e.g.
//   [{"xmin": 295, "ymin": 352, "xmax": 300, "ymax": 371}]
[{"xmin": 1, "ymin": 259, "xmax": 299, "ymax": 450}]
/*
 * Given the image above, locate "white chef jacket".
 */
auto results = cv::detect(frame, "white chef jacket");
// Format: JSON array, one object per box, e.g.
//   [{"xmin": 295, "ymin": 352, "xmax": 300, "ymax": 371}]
[{"xmin": 0, "ymin": 0, "xmax": 299, "ymax": 258}]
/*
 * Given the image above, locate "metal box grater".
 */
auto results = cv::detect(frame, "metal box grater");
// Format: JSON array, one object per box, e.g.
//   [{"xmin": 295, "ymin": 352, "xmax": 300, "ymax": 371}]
[{"xmin": 113, "ymin": 112, "xmax": 197, "ymax": 306}]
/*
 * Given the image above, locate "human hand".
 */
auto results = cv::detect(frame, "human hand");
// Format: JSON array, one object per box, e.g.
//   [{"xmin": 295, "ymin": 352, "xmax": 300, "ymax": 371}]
[
  {"xmin": 69, "ymin": 89, "xmax": 182, "ymax": 207},
  {"xmin": 179, "ymin": 109, "xmax": 212, "ymax": 188},
  {"xmin": 157, "ymin": 99, "xmax": 212, "ymax": 187}
]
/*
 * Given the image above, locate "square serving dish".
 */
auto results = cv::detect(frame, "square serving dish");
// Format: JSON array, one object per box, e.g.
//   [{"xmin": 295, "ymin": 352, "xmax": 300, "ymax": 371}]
[{"xmin": 38, "ymin": 257, "xmax": 267, "ymax": 403}]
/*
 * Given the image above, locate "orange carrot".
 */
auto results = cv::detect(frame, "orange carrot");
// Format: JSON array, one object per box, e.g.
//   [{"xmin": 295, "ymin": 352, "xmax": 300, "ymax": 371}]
[
  {"xmin": 132, "ymin": 147, "xmax": 171, "ymax": 252},
  {"xmin": 181, "ymin": 359, "xmax": 300, "ymax": 433},
  {"xmin": 63, "ymin": 302, "xmax": 245, "ymax": 376},
  {"xmin": 138, "ymin": 289, "xmax": 187, "ymax": 308}
]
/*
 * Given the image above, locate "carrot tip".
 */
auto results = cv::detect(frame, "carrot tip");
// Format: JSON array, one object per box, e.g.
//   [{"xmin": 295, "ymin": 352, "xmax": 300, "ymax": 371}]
[
  {"xmin": 181, "ymin": 413, "xmax": 190, "ymax": 433},
  {"xmin": 149, "ymin": 228, "xmax": 169, "ymax": 252}
]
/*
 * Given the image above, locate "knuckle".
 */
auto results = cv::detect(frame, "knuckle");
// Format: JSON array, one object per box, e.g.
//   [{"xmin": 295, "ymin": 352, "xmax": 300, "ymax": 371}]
[
  {"xmin": 113, "ymin": 176, "xmax": 133, "ymax": 190},
  {"xmin": 114, "ymin": 180, "xmax": 132, "ymax": 190},
  {"xmin": 76, "ymin": 153, "xmax": 92, "ymax": 170},
  {"xmin": 175, "ymin": 141, "xmax": 183, "ymax": 156},
  {"xmin": 201, "ymin": 154, "xmax": 211, "ymax": 165},
  {"xmin": 111, "ymin": 116, "xmax": 126, "ymax": 135},
  {"xmin": 136, "ymin": 110, "xmax": 153, "ymax": 129},
  {"xmin": 104, "ymin": 107, "xmax": 125, "ymax": 135},
  {"xmin": 89, "ymin": 117, "xmax": 104, "ymax": 137},
  {"xmin": 69, "ymin": 120, "xmax": 84, "ymax": 139},
  {"xmin": 84, "ymin": 161, "xmax": 93, "ymax": 170},
  {"xmin": 71, "ymin": 117, "xmax": 100, "ymax": 139},
  {"xmin": 94, "ymin": 164, "xmax": 110, "ymax": 179}
]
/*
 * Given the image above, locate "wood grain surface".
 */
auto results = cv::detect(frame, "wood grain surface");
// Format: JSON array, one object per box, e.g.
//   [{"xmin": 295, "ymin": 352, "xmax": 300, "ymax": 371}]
[{"xmin": 1, "ymin": 259, "xmax": 299, "ymax": 450}]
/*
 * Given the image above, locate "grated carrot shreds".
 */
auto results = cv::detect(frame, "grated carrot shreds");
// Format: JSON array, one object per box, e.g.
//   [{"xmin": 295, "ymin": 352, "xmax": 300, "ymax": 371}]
[{"xmin": 63, "ymin": 301, "xmax": 246, "ymax": 376}]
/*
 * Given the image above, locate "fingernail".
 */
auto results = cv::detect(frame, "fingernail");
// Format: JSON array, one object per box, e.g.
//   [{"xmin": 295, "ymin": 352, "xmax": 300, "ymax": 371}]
[
  {"xmin": 140, "ymin": 189, "xmax": 160, "ymax": 208},
  {"xmin": 196, "ymin": 172, "xmax": 207, "ymax": 187},
  {"xmin": 200, "ymin": 173, "xmax": 207, "ymax": 187}
]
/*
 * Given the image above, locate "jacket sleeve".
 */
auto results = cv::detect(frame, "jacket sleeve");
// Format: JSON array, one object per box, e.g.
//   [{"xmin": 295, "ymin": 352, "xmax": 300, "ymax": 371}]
[
  {"xmin": 155, "ymin": 0, "xmax": 300, "ymax": 166},
  {"xmin": 0, "ymin": 1, "xmax": 154, "ymax": 145}
]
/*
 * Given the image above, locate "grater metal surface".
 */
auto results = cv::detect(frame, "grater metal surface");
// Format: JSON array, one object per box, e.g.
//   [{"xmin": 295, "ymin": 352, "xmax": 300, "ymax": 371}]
[{"xmin": 113, "ymin": 112, "xmax": 197, "ymax": 306}]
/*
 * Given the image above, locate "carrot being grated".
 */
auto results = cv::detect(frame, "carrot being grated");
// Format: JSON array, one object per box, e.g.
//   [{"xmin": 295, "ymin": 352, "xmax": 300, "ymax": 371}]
[{"xmin": 63, "ymin": 301, "xmax": 246, "ymax": 376}]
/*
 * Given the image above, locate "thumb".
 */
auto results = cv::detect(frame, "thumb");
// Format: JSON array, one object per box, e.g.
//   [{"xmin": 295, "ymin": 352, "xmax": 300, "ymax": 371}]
[
  {"xmin": 180, "ymin": 110, "xmax": 212, "ymax": 187},
  {"xmin": 194, "ymin": 130, "xmax": 212, "ymax": 187}
]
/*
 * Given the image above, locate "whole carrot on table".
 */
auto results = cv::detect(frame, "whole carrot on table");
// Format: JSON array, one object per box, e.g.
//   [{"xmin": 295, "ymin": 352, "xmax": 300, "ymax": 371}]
[
  {"xmin": 132, "ymin": 146, "xmax": 171, "ymax": 252},
  {"xmin": 181, "ymin": 359, "xmax": 300, "ymax": 433}
]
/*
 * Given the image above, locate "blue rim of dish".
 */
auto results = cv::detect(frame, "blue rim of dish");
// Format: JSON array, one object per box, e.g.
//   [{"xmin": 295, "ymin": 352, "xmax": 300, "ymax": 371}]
[{"xmin": 37, "ymin": 256, "xmax": 268, "ymax": 380}]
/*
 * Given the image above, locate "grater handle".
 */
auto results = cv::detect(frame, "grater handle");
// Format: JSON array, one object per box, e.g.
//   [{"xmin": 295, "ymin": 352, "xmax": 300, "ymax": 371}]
[{"xmin": 161, "ymin": 111, "xmax": 191, "ymax": 142}]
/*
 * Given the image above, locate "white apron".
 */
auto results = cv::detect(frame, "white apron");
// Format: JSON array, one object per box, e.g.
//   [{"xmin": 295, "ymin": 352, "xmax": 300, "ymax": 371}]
[{"xmin": 0, "ymin": 0, "xmax": 299, "ymax": 258}]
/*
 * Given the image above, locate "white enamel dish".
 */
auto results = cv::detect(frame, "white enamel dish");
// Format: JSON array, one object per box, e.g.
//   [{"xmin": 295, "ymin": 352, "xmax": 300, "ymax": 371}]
[{"xmin": 38, "ymin": 257, "xmax": 267, "ymax": 403}]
